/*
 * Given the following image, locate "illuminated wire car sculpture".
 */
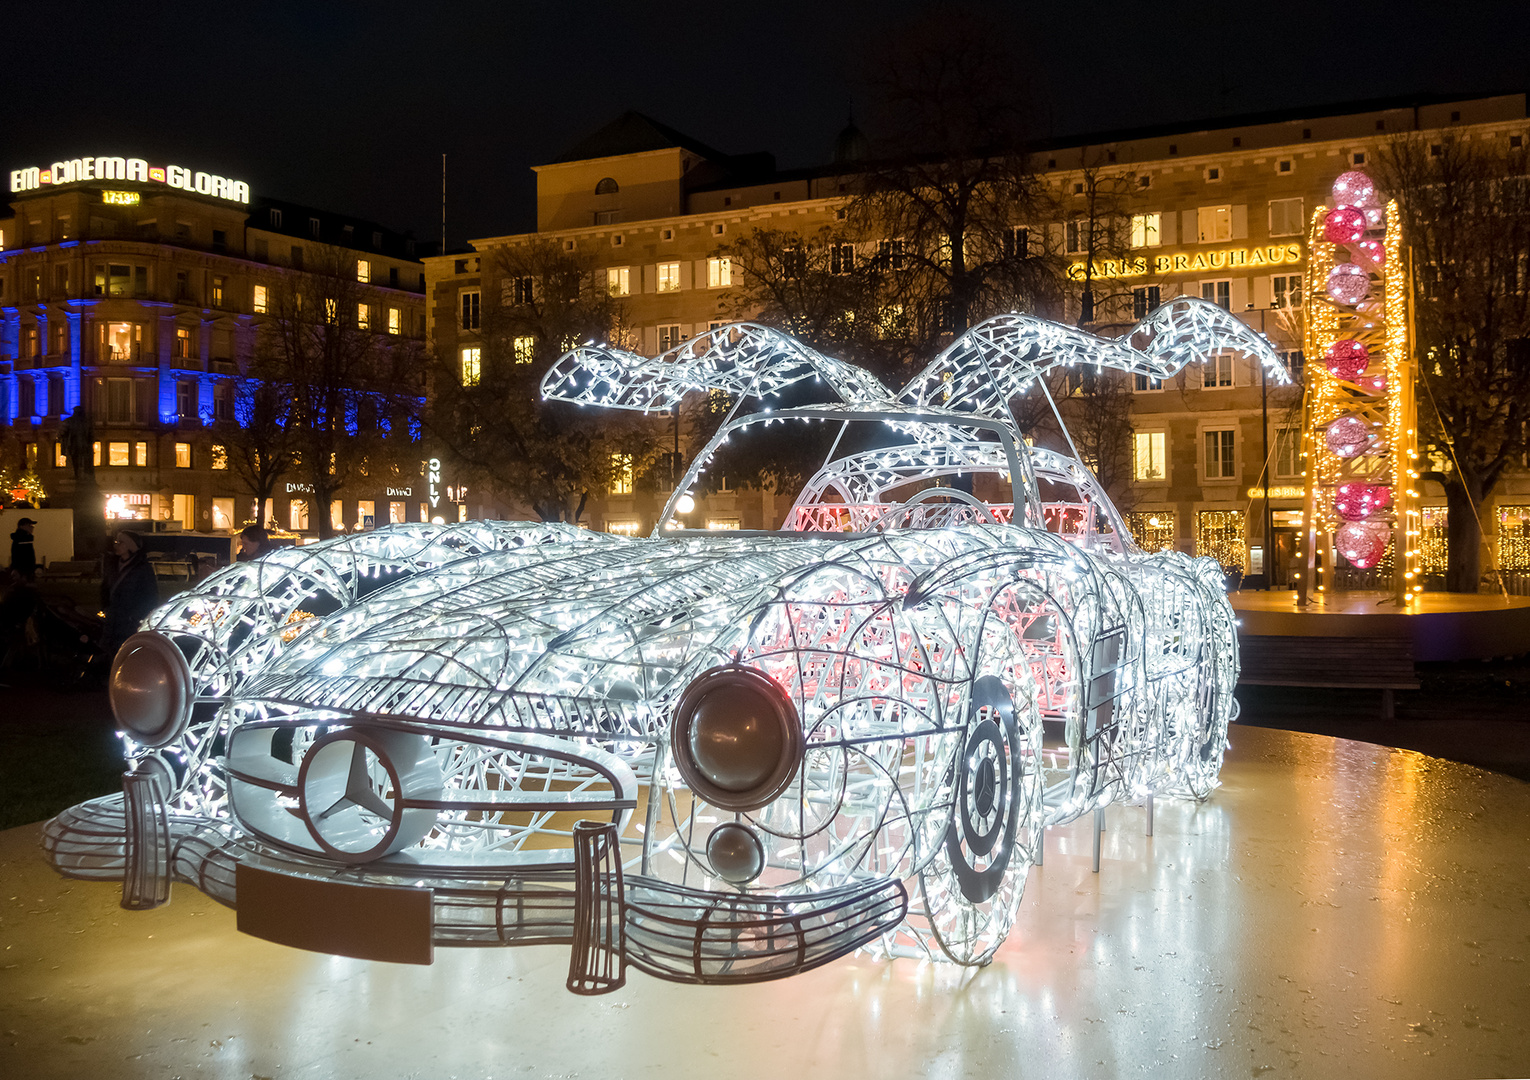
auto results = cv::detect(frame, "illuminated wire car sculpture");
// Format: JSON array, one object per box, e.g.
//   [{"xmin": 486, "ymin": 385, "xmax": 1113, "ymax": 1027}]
[{"xmin": 46, "ymin": 298, "xmax": 1284, "ymax": 992}]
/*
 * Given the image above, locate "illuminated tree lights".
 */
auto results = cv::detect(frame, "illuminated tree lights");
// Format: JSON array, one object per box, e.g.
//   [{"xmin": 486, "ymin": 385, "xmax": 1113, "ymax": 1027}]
[
  {"xmin": 1300, "ymin": 169, "xmax": 1418, "ymax": 599},
  {"xmin": 48, "ymin": 310, "xmax": 1255, "ymax": 990}
]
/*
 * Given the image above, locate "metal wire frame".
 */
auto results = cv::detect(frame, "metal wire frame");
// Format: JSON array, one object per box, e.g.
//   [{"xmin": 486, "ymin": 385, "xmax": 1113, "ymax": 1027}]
[
  {"xmin": 45, "ymin": 315, "xmax": 1247, "ymax": 983},
  {"xmin": 897, "ymin": 296, "xmax": 1291, "ymax": 419}
]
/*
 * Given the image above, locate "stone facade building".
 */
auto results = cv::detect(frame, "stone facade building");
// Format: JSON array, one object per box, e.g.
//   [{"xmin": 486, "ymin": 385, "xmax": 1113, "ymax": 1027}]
[
  {"xmin": 427, "ymin": 96, "xmax": 1530, "ymax": 584},
  {"xmin": 1, "ymin": 156, "xmax": 429, "ymax": 543}
]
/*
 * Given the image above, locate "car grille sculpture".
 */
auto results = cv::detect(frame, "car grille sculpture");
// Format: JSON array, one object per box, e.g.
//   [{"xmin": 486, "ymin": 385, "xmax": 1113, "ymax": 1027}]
[{"xmin": 46, "ymin": 298, "xmax": 1286, "ymax": 992}]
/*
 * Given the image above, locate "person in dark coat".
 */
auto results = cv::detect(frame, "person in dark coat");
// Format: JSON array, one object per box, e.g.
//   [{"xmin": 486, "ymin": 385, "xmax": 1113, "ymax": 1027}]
[
  {"xmin": 102, "ymin": 530, "xmax": 160, "ymax": 655},
  {"xmin": 8, "ymin": 517, "xmax": 38, "ymax": 581},
  {"xmin": 237, "ymin": 525, "xmax": 272, "ymax": 562}
]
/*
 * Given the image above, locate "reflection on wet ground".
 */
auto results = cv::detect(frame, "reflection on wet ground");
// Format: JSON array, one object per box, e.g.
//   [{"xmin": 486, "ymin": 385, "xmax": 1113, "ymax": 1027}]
[{"xmin": 1, "ymin": 726, "xmax": 1525, "ymax": 1080}]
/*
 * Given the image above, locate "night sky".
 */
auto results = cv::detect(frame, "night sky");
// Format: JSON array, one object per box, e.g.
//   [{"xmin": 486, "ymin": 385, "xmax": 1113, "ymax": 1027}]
[{"xmin": 5, "ymin": 0, "xmax": 1528, "ymax": 248}]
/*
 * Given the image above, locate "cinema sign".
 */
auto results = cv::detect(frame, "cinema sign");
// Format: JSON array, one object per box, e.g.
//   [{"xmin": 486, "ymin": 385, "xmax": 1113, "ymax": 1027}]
[
  {"xmin": 1068, "ymin": 243, "xmax": 1303, "ymax": 281},
  {"xmin": 9, "ymin": 156, "xmax": 250, "ymax": 204}
]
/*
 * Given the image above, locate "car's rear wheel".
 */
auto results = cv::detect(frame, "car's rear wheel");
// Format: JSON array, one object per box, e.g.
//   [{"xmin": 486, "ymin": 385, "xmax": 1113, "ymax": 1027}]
[{"xmin": 913, "ymin": 672, "xmax": 1043, "ymax": 966}]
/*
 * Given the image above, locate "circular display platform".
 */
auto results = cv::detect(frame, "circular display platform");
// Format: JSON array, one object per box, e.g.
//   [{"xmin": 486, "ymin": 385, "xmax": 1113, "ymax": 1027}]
[{"xmin": 1, "ymin": 726, "xmax": 1526, "ymax": 1080}]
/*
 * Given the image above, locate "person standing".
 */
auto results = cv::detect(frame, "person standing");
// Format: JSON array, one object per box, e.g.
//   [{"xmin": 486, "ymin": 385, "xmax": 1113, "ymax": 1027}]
[
  {"xmin": 101, "ymin": 530, "xmax": 160, "ymax": 656},
  {"xmin": 8, "ymin": 517, "xmax": 38, "ymax": 581},
  {"xmin": 236, "ymin": 525, "xmax": 272, "ymax": 562}
]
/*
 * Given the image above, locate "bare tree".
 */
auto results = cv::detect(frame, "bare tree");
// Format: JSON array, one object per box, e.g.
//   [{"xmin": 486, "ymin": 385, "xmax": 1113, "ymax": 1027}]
[
  {"xmin": 848, "ymin": 5, "xmax": 1061, "ymax": 337},
  {"xmin": 424, "ymin": 239, "xmax": 659, "ymax": 523},
  {"xmin": 214, "ymin": 374, "xmax": 296, "ymax": 528},
  {"xmin": 1375, "ymin": 132, "xmax": 1530, "ymax": 591},
  {"xmin": 258, "ymin": 246, "xmax": 423, "ymax": 538}
]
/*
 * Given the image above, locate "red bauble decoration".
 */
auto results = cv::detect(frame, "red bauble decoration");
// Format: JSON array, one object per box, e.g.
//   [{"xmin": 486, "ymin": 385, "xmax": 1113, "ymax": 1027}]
[
  {"xmin": 1336, "ymin": 521, "xmax": 1389, "ymax": 569},
  {"xmin": 1327, "ymin": 263, "xmax": 1372, "ymax": 305},
  {"xmin": 1324, "ymin": 206, "xmax": 1367, "ymax": 244},
  {"xmin": 1353, "ymin": 239, "xmax": 1386, "ymax": 271},
  {"xmin": 1334, "ymin": 483, "xmax": 1392, "ymax": 521},
  {"xmin": 1325, "ymin": 415, "xmax": 1373, "ymax": 458},
  {"xmin": 1325, "ymin": 339, "xmax": 1370, "ymax": 380},
  {"xmin": 1332, "ymin": 171, "xmax": 1376, "ymax": 207}
]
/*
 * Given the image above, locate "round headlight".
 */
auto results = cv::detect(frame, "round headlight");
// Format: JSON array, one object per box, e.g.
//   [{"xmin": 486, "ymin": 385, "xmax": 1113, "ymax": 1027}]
[
  {"xmin": 671, "ymin": 666, "xmax": 802, "ymax": 811},
  {"xmin": 110, "ymin": 632, "xmax": 193, "ymax": 748}
]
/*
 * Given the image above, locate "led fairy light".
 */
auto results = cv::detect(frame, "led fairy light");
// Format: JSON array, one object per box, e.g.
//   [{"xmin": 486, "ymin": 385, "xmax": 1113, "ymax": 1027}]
[{"xmin": 51, "ymin": 316, "xmax": 1253, "ymax": 985}]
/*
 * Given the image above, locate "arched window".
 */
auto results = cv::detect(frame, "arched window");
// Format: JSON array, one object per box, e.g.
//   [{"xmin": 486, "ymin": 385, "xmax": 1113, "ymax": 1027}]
[{"xmin": 595, "ymin": 177, "xmax": 619, "ymax": 195}]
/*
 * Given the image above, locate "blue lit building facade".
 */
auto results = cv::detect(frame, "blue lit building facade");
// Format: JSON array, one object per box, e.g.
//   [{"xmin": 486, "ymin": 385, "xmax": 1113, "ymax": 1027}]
[{"xmin": 1, "ymin": 158, "xmax": 429, "ymax": 537}]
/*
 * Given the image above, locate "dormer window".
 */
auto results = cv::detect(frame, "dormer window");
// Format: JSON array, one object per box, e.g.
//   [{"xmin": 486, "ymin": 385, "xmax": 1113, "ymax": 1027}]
[{"xmin": 595, "ymin": 177, "xmax": 619, "ymax": 195}]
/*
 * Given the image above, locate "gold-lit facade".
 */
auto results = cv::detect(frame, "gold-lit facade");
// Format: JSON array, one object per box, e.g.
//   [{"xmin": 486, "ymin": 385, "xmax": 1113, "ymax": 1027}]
[{"xmin": 426, "ymin": 96, "xmax": 1530, "ymax": 582}]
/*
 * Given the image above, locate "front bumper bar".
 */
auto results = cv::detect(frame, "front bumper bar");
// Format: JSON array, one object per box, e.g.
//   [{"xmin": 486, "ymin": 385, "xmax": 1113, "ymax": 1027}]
[{"xmin": 46, "ymin": 796, "xmax": 908, "ymax": 995}]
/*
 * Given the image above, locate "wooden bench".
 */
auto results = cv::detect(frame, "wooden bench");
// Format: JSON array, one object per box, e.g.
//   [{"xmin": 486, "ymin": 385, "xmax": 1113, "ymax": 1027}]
[{"xmin": 1238, "ymin": 634, "xmax": 1420, "ymax": 719}]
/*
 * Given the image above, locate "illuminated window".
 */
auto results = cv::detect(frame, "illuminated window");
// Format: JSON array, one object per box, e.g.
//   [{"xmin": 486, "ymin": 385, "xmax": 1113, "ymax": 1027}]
[
  {"xmin": 1200, "ymin": 279, "xmax": 1231, "ymax": 311},
  {"xmin": 1272, "ymin": 274, "xmax": 1303, "ymax": 309},
  {"xmin": 388, "ymin": 307, "xmax": 400, "ymax": 334},
  {"xmin": 290, "ymin": 499, "xmax": 309, "ymax": 531},
  {"xmin": 253, "ymin": 284, "xmax": 268, "ymax": 313},
  {"xmin": 1201, "ymin": 350, "xmax": 1234, "ymax": 387},
  {"xmin": 357, "ymin": 303, "xmax": 370, "ymax": 330},
  {"xmin": 331, "ymin": 500, "xmax": 345, "ymax": 532},
  {"xmin": 460, "ymin": 346, "xmax": 481, "ymax": 386},
  {"xmin": 606, "ymin": 519, "xmax": 641, "ymax": 536},
  {"xmin": 324, "ymin": 297, "xmax": 337, "ymax": 322},
  {"xmin": 357, "ymin": 259, "xmax": 370, "ymax": 283},
  {"xmin": 607, "ymin": 267, "xmax": 630, "ymax": 296},
  {"xmin": 108, "ymin": 442, "xmax": 130, "ymax": 466},
  {"xmin": 54, "ymin": 443, "xmax": 67, "ymax": 468},
  {"xmin": 707, "ymin": 257, "xmax": 731, "ymax": 288},
  {"xmin": 1195, "ymin": 509, "xmax": 1247, "ymax": 572},
  {"xmin": 212, "ymin": 497, "xmax": 235, "ymax": 531},
  {"xmin": 1269, "ymin": 198, "xmax": 1304, "ymax": 238},
  {"xmin": 357, "ymin": 500, "xmax": 376, "ymax": 528},
  {"xmin": 706, "ymin": 518, "xmax": 740, "ymax": 530},
  {"xmin": 658, "ymin": 324, "xmax": 682, "ymax": 353},
  {"xmin": 91, "ymin": 441, "xmax": 101, "ymax": 467},
  {"xmin": 1203, "ymin": 429, "xmax": 1236, "ymax": 479},
  {"xmin": 211, "ymin": 444, "xmax": 228, "ymax": 470},
  {"xmin": 1130, "ymin": 213, "xmax": 1161, "ymax": 248},
  {"xmin": 134, "ymin": 441, "xmax": 147, "ymax": 467},
  {"xmin": 1197, "ymin": 205, "xmax": 1232, "ymax": 243},
  {"xmin": 174, "ymin": 326, "xmax": 192, "ymax": 359},
  {"xmin": 512, "ymin": 336, "xmax": 535, "ymax": 364},
  {"xmin": 1126, "ymin": 511, "xmax": 1175, "ymax": 552},
  {"xmin": 609, "ymin": 453, "xmax": 633, "ymax": 495},
  {"xmin": 175, "ymin": 442, "xmax": 192, "ymax": 468},
  {"xmin": 460, "ymin": 289, "xmax": 480, "ymax": 330},
  {"xmin": 1133, "ymin": 432, "xmax": 1166, "ymax": 481},
  {"xmin": 657, "ymin": 262, "xmax": 681, "ymax": 292},
  {"xmin": 212, "ymin": 276, "xmax": 226, "ymax": 307}
]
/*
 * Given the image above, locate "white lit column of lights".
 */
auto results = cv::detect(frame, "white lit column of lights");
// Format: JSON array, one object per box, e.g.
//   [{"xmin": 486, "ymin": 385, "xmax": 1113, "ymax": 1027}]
[{"xmin": 1298, "ymin": 171, "xmax": 1418, "ymax": 604}]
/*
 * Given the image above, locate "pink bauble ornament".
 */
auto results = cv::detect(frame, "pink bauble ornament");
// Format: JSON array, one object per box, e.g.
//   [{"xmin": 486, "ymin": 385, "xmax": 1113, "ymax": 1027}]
[
  {"xmin": 1332, "ymin": 171, "xmax": 1375, "ymax": 207},
  {"xmin": 1335, "ymin": 520, "xmax": 1389, "ymax": 569},
  {"xmin": 1353, "ymin": 239, "xmax": 1386, "ymax": 270},
  {"xmin": 1326, "ymin": 415, "xmax": 1373, "ymax": 458},
  {"xmin": 1370, "ymin": 374, "xmax": 1387, "ymax": 392},
  {"xmin": 1364, "ymin": 205, "xmax": 1387, "ymax": 228},
  {"xmin": 1324, "ymin": 206, "xmax": 1367, "ymax": 244},
  {"xmin": 1325, "ymin": 339, "xmax": 1370, "ymax": 380},
  {"xmin": 1334, "ymin": 482, "xmax": 1392, "ymax": 521},
  {"xmin": 1327, "ymin": 263, "xmax": 1371, "ymax": 305}
]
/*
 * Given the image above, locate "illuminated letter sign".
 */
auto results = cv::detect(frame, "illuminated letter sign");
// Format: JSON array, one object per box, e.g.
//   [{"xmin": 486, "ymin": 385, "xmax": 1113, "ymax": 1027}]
[
  {"xmin": 1070, "ymin": 244, "xmax": 1303, "ymax": 280},
  {"xmin": 102, "ymin": 190, "xmax": 140, "ymax": 206},
  {"xmin": 427, "ymin": 458, "xmax": 443, "ymax": 510},
  {"xmin": 8, "ymin": 155, "xmax": 250, "ymax": 203}
]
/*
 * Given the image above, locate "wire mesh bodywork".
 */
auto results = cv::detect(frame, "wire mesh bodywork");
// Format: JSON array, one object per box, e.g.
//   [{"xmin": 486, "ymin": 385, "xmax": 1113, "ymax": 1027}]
[{"xmin": 47, "ymin": 312, "xmax": 1247, "ymax": 989}]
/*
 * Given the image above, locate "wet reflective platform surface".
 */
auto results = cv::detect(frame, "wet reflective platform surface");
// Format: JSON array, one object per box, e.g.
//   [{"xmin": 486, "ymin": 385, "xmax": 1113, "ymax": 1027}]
[{"xmin": 2, "ymin": 725, "xmax": 1527, "ymax": 1080}]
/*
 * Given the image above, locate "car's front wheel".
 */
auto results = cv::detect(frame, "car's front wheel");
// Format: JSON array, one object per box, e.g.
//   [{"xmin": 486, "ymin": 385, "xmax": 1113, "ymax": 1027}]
[{"xmin": 913, "ymin": 672, "xmax": 1044, "ymax": 966}]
